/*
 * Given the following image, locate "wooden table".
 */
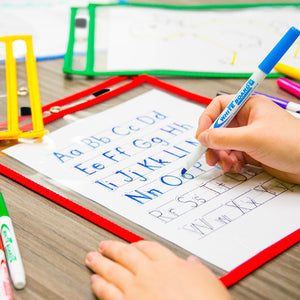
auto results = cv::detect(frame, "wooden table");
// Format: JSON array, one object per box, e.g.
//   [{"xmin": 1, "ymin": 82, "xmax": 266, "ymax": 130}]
[{"xmin": 1, "ymin": 1, "xmax": 300, "ymax": 299}]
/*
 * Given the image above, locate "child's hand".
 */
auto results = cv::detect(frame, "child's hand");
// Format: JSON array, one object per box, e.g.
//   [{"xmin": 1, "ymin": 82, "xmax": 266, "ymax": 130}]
[
  {"xmin": 86, "ymin": 240, "xmax": 231, "ymax": 300},
  {"xmin": 196, "ymin": 94, "xmax": 300, "ymax": 184}
]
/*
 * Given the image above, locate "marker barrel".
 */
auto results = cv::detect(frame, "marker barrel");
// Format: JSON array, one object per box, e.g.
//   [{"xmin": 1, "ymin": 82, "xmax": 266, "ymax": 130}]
[
  {"xmin": 213, "ymin": 69, "xmax": 266, "ymax": 128},
  {"xmin": 0, "ymin": 243, "xmax": 13, "ymax": 300},
  {"xmin": 277, "ymin": 77, "xmax": 300, "ymax": 98},
  {"xmin": 182, "ymin": 144, "xmax": 207, "ymax": 174},
  {"xmin": 252, "ymin": 91, "xmax": 300, "ymax": 113},
  {"xmin": 217, "ymin": 91, "xmax": 300, "ymax": 114},
  {"xmin": 275, "ymin": 63, "xmax": 300, "ymax": 80},
  {"xmin": 0, "ymin": 217, "xmax": 26, "ymax": 290}
]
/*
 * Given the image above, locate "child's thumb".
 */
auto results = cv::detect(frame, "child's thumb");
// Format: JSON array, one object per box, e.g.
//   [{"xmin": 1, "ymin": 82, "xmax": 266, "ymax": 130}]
[{"xmin": 198, "ymin": 127, "xmax": 247, "ymax": 151}]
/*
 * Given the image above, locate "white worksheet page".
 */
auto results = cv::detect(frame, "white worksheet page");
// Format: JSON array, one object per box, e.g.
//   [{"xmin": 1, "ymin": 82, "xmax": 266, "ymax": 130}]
[
  {"xmin": 4, "ymin": 90, "xmax": 300, "ymax": 271},
  {"xmin": 103, "ymin": 6, "xmax": 300, "ymax": 73}
]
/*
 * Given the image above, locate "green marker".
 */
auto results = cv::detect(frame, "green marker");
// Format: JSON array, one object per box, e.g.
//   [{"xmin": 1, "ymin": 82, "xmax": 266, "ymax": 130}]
[{"xmin": 0, "ymin": 192, "xmax": 26, "ymax": 289}]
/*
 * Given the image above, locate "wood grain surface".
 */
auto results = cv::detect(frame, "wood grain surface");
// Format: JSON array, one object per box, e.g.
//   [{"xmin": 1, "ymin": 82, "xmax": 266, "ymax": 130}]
[{"xmin": 0, "ymin": 1, "xmax": 299, "ymax": 299}]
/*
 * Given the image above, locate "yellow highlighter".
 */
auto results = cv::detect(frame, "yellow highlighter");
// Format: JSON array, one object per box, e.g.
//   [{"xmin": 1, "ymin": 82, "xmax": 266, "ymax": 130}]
[{"xmin": 274, "ymin": 62, "xmax": 300, "ymax": 80}]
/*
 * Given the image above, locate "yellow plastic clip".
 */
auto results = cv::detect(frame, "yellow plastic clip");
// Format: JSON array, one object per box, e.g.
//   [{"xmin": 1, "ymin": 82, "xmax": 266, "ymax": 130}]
[{"xmin": 0, "ymin": 35, "xmax": 45, "ymax": 139}]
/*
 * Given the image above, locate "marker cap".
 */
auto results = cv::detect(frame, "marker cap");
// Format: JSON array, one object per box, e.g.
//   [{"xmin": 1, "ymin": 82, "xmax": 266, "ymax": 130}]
[
  {"xmin": 259, "ymin": 26, "xmax": 300, "ymax": 74},
  {"xmin": 0, "ymin": 193, "xmax": 9, "ymax": 217}
]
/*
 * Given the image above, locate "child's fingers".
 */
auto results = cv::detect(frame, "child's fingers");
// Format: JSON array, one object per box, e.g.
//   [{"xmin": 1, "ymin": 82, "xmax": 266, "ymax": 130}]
[
  {"xmin": 132, "ymin": 240, "xmax": 176, "ymax": 261},
  {"xmin": 91, "ymin": 274, "xmax": 124, "ymax": 300},
  {"xmin": 205, "ymin": 149, "xmax": 219, "ymax": 166},
  {"xmin": 85, "ymin": 251, "xmax": 134, "ymax": 291},
  {"xmin": 228, "ymin": 150, "xmax": 245, "ymax": 173},
  {"xmin": 186, "ymin": 255, "xmax": 201, "ymax": 264},
  {"xmin": 206, "ymin": 149, "xmax": 245, "ymax": 173},
  {"xmin": 197, "ymin": 94, "xmax": 264, "ymax": 139},
  {"xmin": 199, "ymin": 126, "xmax": 255, "ymax": 152},
  {"xmin": 98, "ymin": 241, "xmax": 148, "ymax": 274},
  {"xmin": 217, "ymin": 150, "xmax": 235, "ymax": 172},
  {"xmin": 197, "ymin": 95, "xmax": 235, "ymax": 137}
]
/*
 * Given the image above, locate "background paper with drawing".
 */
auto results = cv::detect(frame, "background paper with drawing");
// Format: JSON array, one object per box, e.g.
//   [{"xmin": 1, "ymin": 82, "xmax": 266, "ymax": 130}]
[
  {"xmin": 4, "ymin": 90, "xmax": 300, "ymax": 271},
  {"xmin": 99, "ymin": 6, "xmax": 300, "ymax": 73}
]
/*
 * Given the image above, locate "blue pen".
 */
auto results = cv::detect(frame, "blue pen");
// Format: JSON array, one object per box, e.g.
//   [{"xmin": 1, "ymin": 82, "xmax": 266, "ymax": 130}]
[{"xmin": 181, "ymin": 26, "xmax": 300, "ymax": 175}]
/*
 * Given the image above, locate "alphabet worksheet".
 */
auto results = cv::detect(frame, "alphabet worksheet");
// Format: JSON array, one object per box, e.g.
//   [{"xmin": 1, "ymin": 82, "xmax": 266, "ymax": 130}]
[{"xmin": 4, "ymin": 90, "xmax": 300, "ymax": 271}]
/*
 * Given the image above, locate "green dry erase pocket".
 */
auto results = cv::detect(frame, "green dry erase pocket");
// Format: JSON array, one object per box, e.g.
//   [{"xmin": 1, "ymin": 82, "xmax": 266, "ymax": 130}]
[{"xmin": 63, "ymin": 2, "xmax": 300, "ymax": 78}]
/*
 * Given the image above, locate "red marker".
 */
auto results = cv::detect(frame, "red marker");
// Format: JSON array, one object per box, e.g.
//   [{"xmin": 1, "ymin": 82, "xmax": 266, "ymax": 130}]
[
  {"xmin": 0, "ymin": 239, "xmax": 13, "ymax": 300},
  {"xmin": 277, "ymin": 77, "xmax": 300, "ymax": 99}
]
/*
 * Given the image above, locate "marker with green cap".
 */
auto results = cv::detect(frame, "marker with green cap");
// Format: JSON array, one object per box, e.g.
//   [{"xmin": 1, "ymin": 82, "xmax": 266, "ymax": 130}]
[{"xmin": 0, "ymin": 192, "xmax": 26, "ymax": 290}]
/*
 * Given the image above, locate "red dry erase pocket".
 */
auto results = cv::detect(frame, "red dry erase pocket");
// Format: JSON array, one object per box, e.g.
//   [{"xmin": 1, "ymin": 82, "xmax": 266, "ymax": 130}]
[{"xmin": 0, "ymin": 75, "xmax": 299, "ymax": 287}]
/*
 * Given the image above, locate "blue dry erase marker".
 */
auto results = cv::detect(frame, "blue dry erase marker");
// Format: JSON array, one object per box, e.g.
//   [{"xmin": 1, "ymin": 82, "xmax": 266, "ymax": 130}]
[
  {"xmin": 181, "ymin": 26, "xmax": 300, "ymax": 175},
  {"xmin": 0, "ymin": 192, "xmax": 26, "ymax": 290}
]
